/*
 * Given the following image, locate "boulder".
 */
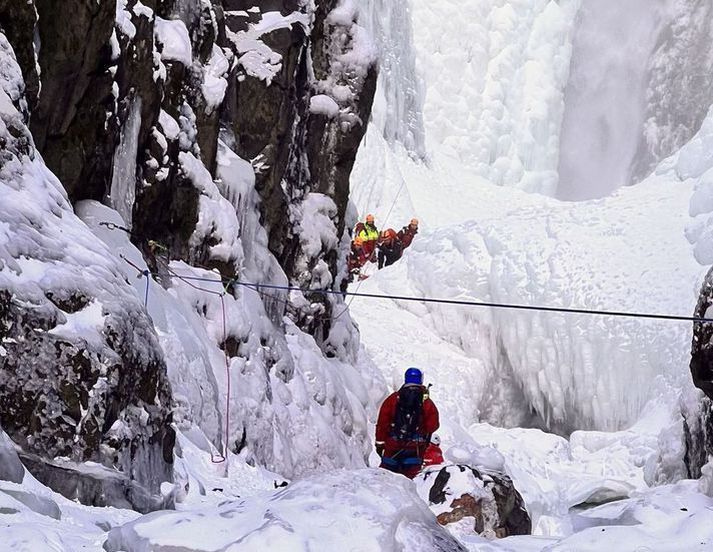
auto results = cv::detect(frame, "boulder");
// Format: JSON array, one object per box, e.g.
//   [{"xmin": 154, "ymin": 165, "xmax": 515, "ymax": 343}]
[{"xmin": 416, "ymin": 464, "xmax": 531, "ymax": 540}]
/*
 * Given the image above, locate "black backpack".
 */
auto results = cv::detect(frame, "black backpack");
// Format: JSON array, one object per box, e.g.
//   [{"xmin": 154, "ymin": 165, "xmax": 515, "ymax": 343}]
[{"xmin": 390, "ymin": 386, "xmax": 424, "ymax": 441}]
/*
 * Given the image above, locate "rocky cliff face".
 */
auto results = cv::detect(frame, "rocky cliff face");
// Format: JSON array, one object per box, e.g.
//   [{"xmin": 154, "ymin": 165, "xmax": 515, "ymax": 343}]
[
  {"xmin": 21, "ymin": 0, "xmax": 375, "ymax": 336},
  {"xmin": 0, "ymin": 37, "xmax": 174, "ymax": 512},
  {"xmin": 687, "ymin": 266, "xmax": 713, "ymax": 477},
  {"xmin": 0, "ymin": 0, "xmax": 378, "ymax": 511}
]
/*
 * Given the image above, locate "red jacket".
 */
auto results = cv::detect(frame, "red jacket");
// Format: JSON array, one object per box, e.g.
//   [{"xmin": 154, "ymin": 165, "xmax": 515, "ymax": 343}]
[
  {"xmin": 423, "ymin": 443, "xmax": 444, "ymax": 466},
  {"xmin": 348, "ymin": 244, "xmax": 368, "ymax": 272},
  {"xmin": 375, "ymin": 386, "xmax": 439, "ymax": 454},
  {"xmin": 397, "ymin": 226, "xmax": 418, "ymax": 249}
]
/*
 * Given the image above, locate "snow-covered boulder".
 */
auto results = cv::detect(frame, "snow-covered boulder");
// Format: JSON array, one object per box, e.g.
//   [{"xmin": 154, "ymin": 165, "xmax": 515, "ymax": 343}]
[
  {"xmin": 549, "ymin": 480, "xmax": 713, "ymax": 551},
  {"xmin": 415, "ymin": 465, "xmax": 531, "ymax": 541},
  {"xmin": 105, "ymin": 469, "xmax": 467, "ymax": 552}
]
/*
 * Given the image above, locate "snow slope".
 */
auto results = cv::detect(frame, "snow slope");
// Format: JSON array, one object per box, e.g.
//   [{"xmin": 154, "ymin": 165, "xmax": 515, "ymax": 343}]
[
  {"xmin": 352, "ymin": 0, "xmax": 711, "ymax": 437},
  {"xmin": 352, "ymin": 121, "xmax": 706, "ymax": 435}
]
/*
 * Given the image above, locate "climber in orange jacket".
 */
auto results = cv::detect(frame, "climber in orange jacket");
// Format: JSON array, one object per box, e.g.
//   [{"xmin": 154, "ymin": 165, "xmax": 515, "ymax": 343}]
[
  {"xmin": 347, "ymin": 236, "xmax": 369, "ymax": 283},
  {"xmin": 375, "ymin": 368, "xmax": 439, "ymax": 479}
]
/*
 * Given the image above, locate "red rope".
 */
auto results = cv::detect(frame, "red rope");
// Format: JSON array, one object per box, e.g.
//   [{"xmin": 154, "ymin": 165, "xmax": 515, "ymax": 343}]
[
  {"xmin": 166, "ymin": 268, "xmax": 232, "ymax": 465},
  {"xmin": 123, "ymin": 256, "xmax": 233, "ymax": 466},
  {"xmin": 218, "ymin": 293, "xmax": 230, "ymax": 465}
]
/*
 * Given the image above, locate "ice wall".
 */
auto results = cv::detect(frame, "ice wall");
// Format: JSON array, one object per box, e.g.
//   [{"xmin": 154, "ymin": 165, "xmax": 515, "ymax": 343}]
[
  {"xmin": 351, "ymin": 0, "xmax": 581, "ymax": 233},
  {"xmin": 109, "ymin": 97, "xmax": 142, "ymax": 228},
  {"xmin": 359, "ymin": 0, "xmax": 426, "ymax": 158},
  {"xmin": 558, "ymin": 0, "xmax": 713, "ymax": 200},
  {"xmin": 409, "ymin": 0, "xmax": 580, "ymax": 194}
]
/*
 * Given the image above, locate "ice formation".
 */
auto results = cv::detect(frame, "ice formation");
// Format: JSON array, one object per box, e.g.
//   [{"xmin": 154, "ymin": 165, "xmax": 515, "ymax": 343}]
[
  {"xmin": 109, "ymin": 96, "xmax": 142, "ymax": 228},
  {"xmin": 558, "ymin": 0, "xmax": 713, "ymax": 200}
]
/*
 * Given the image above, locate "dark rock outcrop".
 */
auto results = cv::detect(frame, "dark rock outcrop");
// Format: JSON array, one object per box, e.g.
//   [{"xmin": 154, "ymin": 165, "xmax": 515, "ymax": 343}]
[
  {"xmin": 0, "ymin": 284, "xmax": 175, "ymax": 514},
  {"xmin": 0, "ymin": 0, "xmax": 377, "ymax": 509},
  {"xmin": 691, "ymin": 265, "xmax": 713, "ymax": 399},
  {"xmin": 31, "ymin": 0, "xmax": 118, "ymax": 202},
  {"xmin": 419, "ymin": 464, "xmax": 531, "ymax": 539},
  {"xmin": 686, "ymin": 265, "xmax": 713, "ymax": 477},
  {"xmin": 0, "ymin": 0, "xmax": 39, "ymax": 112}
]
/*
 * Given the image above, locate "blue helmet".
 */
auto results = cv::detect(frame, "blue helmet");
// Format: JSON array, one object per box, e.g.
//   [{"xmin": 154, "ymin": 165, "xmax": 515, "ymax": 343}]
[{"xmin": 404, "ymin": 367, "xmax": 423, "ymax": 385}]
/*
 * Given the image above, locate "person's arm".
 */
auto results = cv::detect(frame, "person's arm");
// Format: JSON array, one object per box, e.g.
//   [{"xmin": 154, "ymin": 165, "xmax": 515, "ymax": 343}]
[{"xmin": 375, "ymin": 393, "xmax": 395, "ymax": 453}]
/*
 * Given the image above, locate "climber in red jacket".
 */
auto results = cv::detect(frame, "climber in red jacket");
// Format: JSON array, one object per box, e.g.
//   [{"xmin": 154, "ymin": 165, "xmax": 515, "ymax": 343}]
[
  {"xmin": 375, "ymin": 368, "xmax": 439, "ymax": 479},
  {"xmin": 397, "ymin": 218, "xmax": 419, "ymax": 250}
]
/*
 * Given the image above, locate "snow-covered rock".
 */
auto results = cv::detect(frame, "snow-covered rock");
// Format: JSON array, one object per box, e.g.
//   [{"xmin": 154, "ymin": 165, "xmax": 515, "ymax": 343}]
[
  {"xmin": 105, "ymin": 469, "xmax": 467, "ymax": 552},
  {"xmin": 0, "ymin": 36, "xmax": 174, "ymax": 513},
  {"xmin": 548, "ymin": 480, "xmax": 713, "ymax": 551},
  {"xmin": 416, "ymin": 464, "xmax": 531, "ymax": 541}
]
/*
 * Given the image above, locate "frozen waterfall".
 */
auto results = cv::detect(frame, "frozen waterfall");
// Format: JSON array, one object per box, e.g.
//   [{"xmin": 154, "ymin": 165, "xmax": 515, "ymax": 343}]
[
  {"xmin": 109, "ymin": 97, "xmax": 142, "ymax": 227},
  {"xmin": 557, "ymin": 0, "xmax": 713, "ymax": 200},
  {"xmin": 359, "ymin": 0, "xmax": 426, "ymax": 158}
]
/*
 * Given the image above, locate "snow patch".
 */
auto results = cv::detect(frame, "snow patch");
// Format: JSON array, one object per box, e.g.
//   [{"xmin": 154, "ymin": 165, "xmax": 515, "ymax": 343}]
[
  {"xmin": 155, "ymin": 17, "xmax": 192, "ymax": 66},
  {"xmin": 310, "ymin": 94, "xmax": 340, "ymax": 118},
  {"xmin": 201, "ymin": 45, "xmax": 229, "ymax": 112}
]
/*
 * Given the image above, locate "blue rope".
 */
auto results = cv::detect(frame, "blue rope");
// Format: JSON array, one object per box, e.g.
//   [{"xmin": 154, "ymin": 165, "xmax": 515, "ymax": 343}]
[
  {"xmin": 162, "ymin": 271, "xmax": 713, "ymax": 324},
  {"xmin": 123, "ymin": 262, "xmax": 713, "ymax": 325}
]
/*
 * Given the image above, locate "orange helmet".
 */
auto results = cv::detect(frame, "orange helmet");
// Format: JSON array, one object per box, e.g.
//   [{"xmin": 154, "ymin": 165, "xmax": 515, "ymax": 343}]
[
  {"xmin": 354, "ymin": 236, "xmax": 364, "ymax": 246},
  {"xmin": 410, "ymin": 218, "xmax": 419, "ymax": 227},
  {"xmin": 366, "ymin": 214, "xmax": 375, "ymax": 224}
]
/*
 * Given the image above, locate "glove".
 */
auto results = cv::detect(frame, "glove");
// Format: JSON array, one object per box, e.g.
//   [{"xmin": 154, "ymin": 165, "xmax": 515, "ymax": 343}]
[{"xmin": 375, "ymin": 442, "xmax": 385, "ymax": 457}]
